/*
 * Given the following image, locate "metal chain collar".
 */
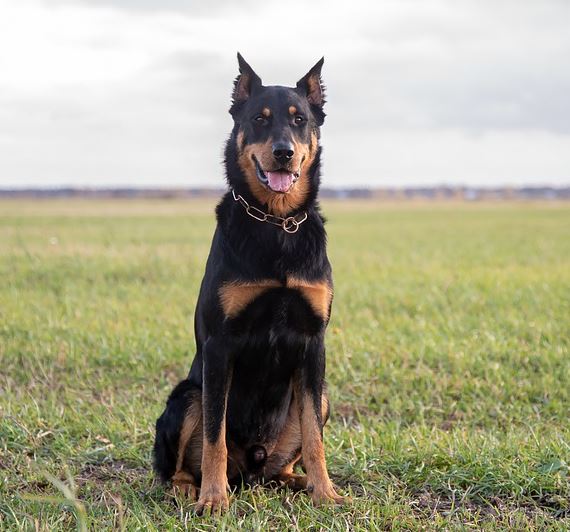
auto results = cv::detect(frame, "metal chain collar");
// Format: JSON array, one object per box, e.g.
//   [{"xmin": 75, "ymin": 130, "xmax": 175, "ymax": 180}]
[{"xmin": 231, "ymin": 189, "xmax": 308, "ymax": 234}]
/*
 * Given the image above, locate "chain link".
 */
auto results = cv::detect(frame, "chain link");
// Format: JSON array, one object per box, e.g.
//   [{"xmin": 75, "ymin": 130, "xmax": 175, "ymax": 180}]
[{"xmin": 231, "ymin": 189, "xmax": 308, "ymax": 233}]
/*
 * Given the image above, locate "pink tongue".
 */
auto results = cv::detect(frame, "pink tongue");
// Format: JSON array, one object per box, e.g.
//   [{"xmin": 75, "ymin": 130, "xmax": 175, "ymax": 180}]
[{"xmin": 266, "ymin": 170, "xmax": 295, "ymax": 192}]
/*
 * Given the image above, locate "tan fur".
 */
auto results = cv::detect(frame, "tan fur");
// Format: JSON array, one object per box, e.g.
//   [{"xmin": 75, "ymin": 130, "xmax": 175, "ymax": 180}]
[
  {"xmin": 287, "ymin": 277, "xmax": 333, "ymax": 320},
  {"xmin": 236, "ymin": 130, "xmax": 245, "ymax": 151},
  {"xmin": 264, "ymin": 395, "xmax": 302, "ymax": 476},
  {"xmin": 172, "ymin": 470, "xmax": 198, "ymax": 499},
  {"xmin": 175, "ymin": 401, "xmax": 201, "ymax": 472},
  {"xmin": 197, "ymin": 423, "xmax": 230, "ymax": 513},
  {"xmin": 172, "ymin": 398, "xmax": 202, "ymax": 499},
  {"xmin": 235, "ymin": 72, "xmax": 254, "ymax": 102},
  {"xmin": 226, "ymin": 441, "xmax": 248, "ymax": 481},
  {"xmin": 288, "ymin": 105, "xmax": 297, "ymax": 115},
  {"xmin": 197, "ymin": 381, "xmax": 231, "ymax": 513},
  {"xmin": 305, "ymin": 76, "xmax": 322, "ymax": 106},
  {"xmin": 297, "ymin": 392, "xmax": 344, "ymax": 505},
  {"xmin": 262, "ymin": 107, "xmax": 271, "ymax": 117},
  {"xmin": 246, "ymin": 169, "xmax": 310, "ymax": 217},
  {"xmin": 299, "ymin": 391, "xmax": 332, "ymax": 493},
  {"xmin": 219, "ymin": 280, "xmax": 281, "ymax": 318},
  {"xmin": 186, "ymin": 422, "xmax": 204, "ymax": 478},
  {"xmin": 265, "ymin": 393, "xmax": 329, "ymax": 483},
  {"xmin": 277, "ymin": 470, "xmax": 308, "ymax": 490},
  {"xmin": 321, "ymin": 393, "xmax": 330, "ymax": 423},
  {"xmin": 237, "ymin": 132, "xmax": 318, "ymax": 216},
  {"xmin": 200, "ymin": 437, "xmax": 228, "ymax": 489},
  {"xmin": 220, "ymin": 276, "xmax": 331, "ymax": 320}
]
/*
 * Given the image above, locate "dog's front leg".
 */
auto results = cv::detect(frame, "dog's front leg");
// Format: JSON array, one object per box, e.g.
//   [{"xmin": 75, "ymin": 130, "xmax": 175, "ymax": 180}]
[
  {"xmin": 295, "ymin": 336, "xmax": 345, "ymax": 506},
  {"xmin": 196, "ymin": 335, "xmax": 234, "ymax": 515}
]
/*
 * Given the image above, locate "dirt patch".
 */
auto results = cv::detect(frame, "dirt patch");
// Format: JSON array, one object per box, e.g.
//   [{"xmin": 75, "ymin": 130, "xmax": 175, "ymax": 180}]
[
  {"xmin": 411, "ymin": 490, "xmax": 569, "ymax": 521},
  {"xmin": 77, "ymin": 460, "xmax": 148, "ymax": 488},
  {"xmin": 439, "ymin": 410, "xmax": 463, "ymax": 431}
]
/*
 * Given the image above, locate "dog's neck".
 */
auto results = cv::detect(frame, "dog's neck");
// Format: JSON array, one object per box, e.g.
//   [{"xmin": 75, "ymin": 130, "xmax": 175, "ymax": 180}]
[
  {"xmin": 230, "ymin": 188, "xmax": 309, "ymax": 234},
  {"xmin": 215, "ymin": 187, "xmax": 327, "ymax": 280}
]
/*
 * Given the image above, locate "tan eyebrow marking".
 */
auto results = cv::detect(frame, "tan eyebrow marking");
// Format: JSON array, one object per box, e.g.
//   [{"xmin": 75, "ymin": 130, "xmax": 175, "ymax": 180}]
[
  {"xmin": 289, "ymin": 106, "xmax": 297, "ymax": 115},
  {"xmin": 262, "ymin": 107, "xmax": 271, "ymax": 117}
]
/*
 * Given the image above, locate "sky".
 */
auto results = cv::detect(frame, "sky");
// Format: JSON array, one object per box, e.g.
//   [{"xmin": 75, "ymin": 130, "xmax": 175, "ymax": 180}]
[{"xmin": 0, "ymin": 0, "xmax": 569, "ymax": 189}]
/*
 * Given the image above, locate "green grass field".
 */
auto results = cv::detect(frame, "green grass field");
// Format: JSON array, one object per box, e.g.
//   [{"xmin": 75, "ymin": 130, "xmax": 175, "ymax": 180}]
[{"xmin": 1, "ymin": 199, "xmax": 569, "ymax": 531}]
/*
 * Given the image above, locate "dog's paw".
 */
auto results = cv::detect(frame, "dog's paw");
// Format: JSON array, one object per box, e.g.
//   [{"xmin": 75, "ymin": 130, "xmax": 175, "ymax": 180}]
[
  {"xmin": 195, "ymin": 489, "xmax": 229, "ymax": 516},
  {"xmin": 308, "ymin": 483, "xmax": 347, "ymax": 506},
  {"xmin": 172, "ymin": 471, "xmax": 199, "ymax": 501},
  {"xmin": 173, "ymin": 480, "xmax": 198, "ymax": 501},
  {"xmin": 278, "ymin": 473, "xmax": 308, "ymax": 490}
]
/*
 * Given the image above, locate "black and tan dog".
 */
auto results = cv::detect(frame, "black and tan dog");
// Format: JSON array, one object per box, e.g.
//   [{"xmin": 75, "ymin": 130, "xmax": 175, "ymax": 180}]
[{"xmin": 153, "ymin": 53, "xmax": 345, "ymax": 514}]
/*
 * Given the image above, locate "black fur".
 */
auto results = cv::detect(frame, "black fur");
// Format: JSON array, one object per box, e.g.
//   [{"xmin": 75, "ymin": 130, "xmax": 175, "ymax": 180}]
[
  {"xmin": 153, "ymin": 53, "xmax": 333, "ymax": 490},
  {"xmin": 153, "ymin": 379, "xmax": 198, "ymax": 482}
]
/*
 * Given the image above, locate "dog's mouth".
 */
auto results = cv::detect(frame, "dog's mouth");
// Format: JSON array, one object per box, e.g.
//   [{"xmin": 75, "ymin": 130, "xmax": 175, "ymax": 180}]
[{"xmin": 254, "ymin": 157, "xmax": 300, "ymax": 194}]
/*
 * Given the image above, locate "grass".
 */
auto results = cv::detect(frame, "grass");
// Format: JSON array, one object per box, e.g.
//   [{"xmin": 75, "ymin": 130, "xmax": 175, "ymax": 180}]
[{"xmin": 0, "ymin": 198, "xmax": 569, "ymax": 531}]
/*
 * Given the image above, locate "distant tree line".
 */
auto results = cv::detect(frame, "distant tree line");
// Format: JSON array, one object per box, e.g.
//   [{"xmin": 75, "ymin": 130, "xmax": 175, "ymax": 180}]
[{"xmin": 0, "ymin": 186, "xmax": 568, "ymax": 200}]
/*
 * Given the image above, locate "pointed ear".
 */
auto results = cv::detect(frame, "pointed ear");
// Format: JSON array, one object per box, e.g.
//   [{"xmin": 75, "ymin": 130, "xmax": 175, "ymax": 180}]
[
  {"xmin": 296, "ymin": 57, "xmax": 325, "ymax": 107},
  {"xmin": 232, "ymin": 52, "xmax": 262, "ymax": 104}
]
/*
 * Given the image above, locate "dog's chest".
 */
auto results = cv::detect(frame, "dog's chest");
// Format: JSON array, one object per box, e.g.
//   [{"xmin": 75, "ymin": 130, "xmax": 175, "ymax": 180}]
[{"xmin": 218, "ymin": 277, "xmax": 332, "ymax": 321}]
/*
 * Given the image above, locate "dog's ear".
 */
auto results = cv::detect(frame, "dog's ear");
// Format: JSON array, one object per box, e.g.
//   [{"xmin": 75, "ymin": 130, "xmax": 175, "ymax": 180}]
[
  {"xmin": 296, "ymin": 57, "xmax": 325, "ymax": 108},
  {"xmin": 232, "ymin": 52, "xmax": 262, "ymax": 104}
]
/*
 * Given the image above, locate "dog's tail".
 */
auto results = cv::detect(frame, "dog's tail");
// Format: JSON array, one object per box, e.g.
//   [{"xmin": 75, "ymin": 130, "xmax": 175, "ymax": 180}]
[{"xmin": 246, "ymin": 445, "xmax": 267, "ymax": 470}]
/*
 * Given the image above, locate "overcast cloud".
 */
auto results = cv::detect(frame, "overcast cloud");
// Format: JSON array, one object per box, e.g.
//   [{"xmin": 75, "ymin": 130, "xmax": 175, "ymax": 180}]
[{"xmin": 0, "ymin": 0, "xmax": 569, "ymax": 188}]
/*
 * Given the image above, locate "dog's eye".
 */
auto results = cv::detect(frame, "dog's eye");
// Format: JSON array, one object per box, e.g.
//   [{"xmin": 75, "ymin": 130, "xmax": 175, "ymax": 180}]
[
  {"xmin": 294, "ymin": 115, "xmax": 305, "ymax": 125},
  {"xmin": 253, "ymin": 115, "xmax": 267, "ymax": 125}
]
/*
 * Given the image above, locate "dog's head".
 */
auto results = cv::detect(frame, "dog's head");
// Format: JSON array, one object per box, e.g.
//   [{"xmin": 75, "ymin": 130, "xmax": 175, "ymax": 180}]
[{"xmin": 225, "ymin": 53, "xmax": 325, "ymax": 216}]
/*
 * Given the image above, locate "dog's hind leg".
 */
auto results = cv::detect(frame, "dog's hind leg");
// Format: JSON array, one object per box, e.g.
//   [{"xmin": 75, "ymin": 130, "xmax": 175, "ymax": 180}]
[
  {"xmin": 266, "ymin": 389, "xmax": 330, "ymax": 490},
  {"xmin": 153, "ymin": 380, "xmax": 202, "ymax": 499},
  {"xmin": 275, "ymin": 459, "xmax": 307, "ymax": 490},
  {"xmin": 172, "ymin": 399, "xmax": 202, "ymax": 499}
]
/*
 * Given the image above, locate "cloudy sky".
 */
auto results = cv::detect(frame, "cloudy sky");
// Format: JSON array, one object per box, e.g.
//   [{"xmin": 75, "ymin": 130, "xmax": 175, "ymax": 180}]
[{"xmin": 0, "ymin": 0, "xmax": 569, "ymax": 188}]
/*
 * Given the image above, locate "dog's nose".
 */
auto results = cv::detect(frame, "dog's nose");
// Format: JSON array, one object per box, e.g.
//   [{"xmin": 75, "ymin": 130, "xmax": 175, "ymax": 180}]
[{"xmin": 272, "ymin": 142, "xmax": 294, "ymax": 163}]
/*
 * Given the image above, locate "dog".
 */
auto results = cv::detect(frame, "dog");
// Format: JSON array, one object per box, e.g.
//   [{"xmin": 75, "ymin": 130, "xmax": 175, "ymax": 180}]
[{"xmin": 153, "ymin": 53, "xmax": 345, "ymax": 515}]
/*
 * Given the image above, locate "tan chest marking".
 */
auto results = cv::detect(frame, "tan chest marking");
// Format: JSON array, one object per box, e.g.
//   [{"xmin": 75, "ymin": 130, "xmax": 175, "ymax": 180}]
[
  {"xmin": 287, "ymin": 277, "xmax": 333, "ymax": 320},
  {"xmin": 219, "ymin": 280, "xmax": 281, "ymax": 318},
  {"xmin": 219, "ymin": 277, "xmax": 332, "ymax": 320}
]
